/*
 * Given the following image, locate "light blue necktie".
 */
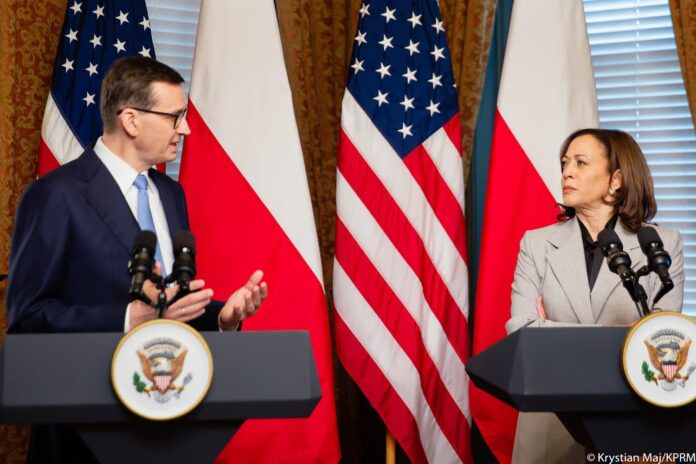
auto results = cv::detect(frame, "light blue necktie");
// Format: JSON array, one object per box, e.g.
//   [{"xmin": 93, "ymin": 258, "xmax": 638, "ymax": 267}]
[{"xmin": 134, "ymin": 174, "xmax": 166, "ymax": 275}]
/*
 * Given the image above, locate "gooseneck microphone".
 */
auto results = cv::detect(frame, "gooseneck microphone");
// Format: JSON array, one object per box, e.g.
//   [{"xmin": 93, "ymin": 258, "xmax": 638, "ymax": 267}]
[
  {"xmin": 598, "ymin": 229, "xmax": 649, "ymax": 318},
  {"xmin": 128, "ymin": 230, "xmax": 157, "ymax": 300},
  {"xmin": 166, "ymin": 230, "xmax": 197, "ymax": 296},
  {"xmin": 637, "ymin": 226, "xmax": 674, "ymax": 307},
  {"xmin": 127, "ymin": 230, "xmax": 199, "ymax": 318}
]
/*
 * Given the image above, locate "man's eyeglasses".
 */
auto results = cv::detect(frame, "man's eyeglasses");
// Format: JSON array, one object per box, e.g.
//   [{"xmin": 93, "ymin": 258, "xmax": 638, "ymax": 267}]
[{"xmin": 117, "ymin": 107, "xmax": 187, "ymax": 129}]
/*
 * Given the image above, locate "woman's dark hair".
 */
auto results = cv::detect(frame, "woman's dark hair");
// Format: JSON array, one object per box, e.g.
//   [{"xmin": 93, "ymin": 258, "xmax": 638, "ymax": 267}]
[{"xmin": 557, "ymin": 128, "xmax": 656, "ymax": 233}]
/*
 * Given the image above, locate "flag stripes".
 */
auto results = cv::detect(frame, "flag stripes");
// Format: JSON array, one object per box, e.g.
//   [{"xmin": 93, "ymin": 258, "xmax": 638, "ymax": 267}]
[
  {"xmin": 337, "ymin": 132, "xmax": 469, "ymax": 363},
  {"xmin": 341, "ymin": 93, "xmax": 468, "ymax": 313},
  {"xmin": 333, "ymin": 262, "xmax": 462, "ymax": 463},
  {"xmin": 402, "ymin": 143, "xmax": 466, "ymax": 258},
  {"xmin": 334, "ymin": 1, "xmax": 471, "ymax": 460},
  {"xmin": 336, "ymin": 91, "xmax": 470, "ymax": 462},
  {"xmin": 335, "ymin": 217, "xmax": 469, "ymax": 455},
  {"xmin": 38, "ymin": 94, "xmax": 83, "ymax": 174},
  {"xmin": 334, "ymin": 313, "xmax": 429, "ymax": 463}
]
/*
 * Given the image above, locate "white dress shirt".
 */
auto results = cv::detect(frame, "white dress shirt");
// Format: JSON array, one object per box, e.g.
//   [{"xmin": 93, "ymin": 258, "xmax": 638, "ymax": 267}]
[{"xmin": 93, "ymin": 138, "xmax": 174, "ymax": 330}]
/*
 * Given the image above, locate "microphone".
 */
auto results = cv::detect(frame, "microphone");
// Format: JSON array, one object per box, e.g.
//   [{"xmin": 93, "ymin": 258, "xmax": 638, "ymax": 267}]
[
  {"xmin": 167, "ymin": 230, "xmax": 196, "ymax": 293},
  {"xmin": 598, "ymin": 229, "xmax": 634, "ymax": 285},
  {"xmin": 637, "ymin": 226, "xmax": 674, "ymax": 306},
  {"xmin": 128, "ymin": 230, "xmax": 157, "ymax": 299},
  {"xmin": 598, "ymin": 229, "xmax": 649, "ymax": 317}
]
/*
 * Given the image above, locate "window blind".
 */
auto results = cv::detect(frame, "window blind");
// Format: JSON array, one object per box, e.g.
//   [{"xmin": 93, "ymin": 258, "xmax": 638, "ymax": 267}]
[
  {"xmin": 583, "ymin": 0, "xmax": 696, "ymax": 314},
  {"xmin": 145, "ymin": 0, "xmax": 201, "ymax": 178}
]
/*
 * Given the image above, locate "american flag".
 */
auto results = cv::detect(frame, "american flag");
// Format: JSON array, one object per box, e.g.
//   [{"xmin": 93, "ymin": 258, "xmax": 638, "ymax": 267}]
[
  {"xmin": 38, "ymin": 0, "xmax": 155, "ymax": 175},
  {"xmin": 333, "ymin": 0, "xmax": 471, "ymax": 462}
]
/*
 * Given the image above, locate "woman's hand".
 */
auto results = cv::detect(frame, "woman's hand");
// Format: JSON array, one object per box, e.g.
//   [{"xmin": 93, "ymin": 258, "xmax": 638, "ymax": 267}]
[{"xmin": 536, "ymin": 296, "xmax": 547, "ymax": 321}]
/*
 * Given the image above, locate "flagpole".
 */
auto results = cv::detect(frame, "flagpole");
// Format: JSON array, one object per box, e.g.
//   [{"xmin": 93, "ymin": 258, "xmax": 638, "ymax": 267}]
[{"xmin": 386, "ymin": 431, "xmax": 395, "ymax": 464}]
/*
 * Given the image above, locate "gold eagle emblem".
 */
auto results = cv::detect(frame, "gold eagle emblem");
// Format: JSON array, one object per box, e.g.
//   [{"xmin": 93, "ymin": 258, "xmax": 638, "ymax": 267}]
[{"xmin": 644, "ymin": 331, "xmax": 691, "ymax": 384}]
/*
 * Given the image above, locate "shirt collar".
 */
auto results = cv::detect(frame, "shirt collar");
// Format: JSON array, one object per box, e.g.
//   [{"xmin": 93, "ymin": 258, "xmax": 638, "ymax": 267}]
[
  {"xmin": 578, "ymin": 213, "xmax": 619, "ymax": 246},
  {"xmin": 93, "ymin": 137, "xmax": 149, "ymax": 194}
]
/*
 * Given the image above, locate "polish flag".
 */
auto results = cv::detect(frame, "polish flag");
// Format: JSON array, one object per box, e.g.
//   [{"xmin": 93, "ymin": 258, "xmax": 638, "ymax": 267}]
[
  {"xmin": 179, "ymin": 1, "xmax": 340, "ymax": 462},
  {"xmin": 471, "ymin": 1, "xmax": 598, "ymax": 462}
]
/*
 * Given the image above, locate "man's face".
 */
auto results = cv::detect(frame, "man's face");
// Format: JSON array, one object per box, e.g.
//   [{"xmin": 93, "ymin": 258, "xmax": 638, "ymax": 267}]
[{"xmin": 134, "ymin": 82, "xmax": 190, "ymax": 166}]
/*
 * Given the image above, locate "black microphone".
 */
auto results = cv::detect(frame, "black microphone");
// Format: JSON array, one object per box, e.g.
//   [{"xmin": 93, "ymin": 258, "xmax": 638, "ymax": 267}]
[
  {"xmin": 599, "ymin": 229, "xmax": 649, "ymax": 317},
  {"xmin": 128, "ymin": 230, "xmax": 157, "ymax": 299},
  {"xmin": 598, "ymin": 229, "xmax": 634, "ymax": 285},
  {"xmin": 637, "ymin": 226, "xmax": 674, "ymax": 306},
  {"xmin": 168, "ymin": 230, "xmax": 196, "ymax": 292},
  {"xmin": 637, "ymin": 226, "xmax": 672, "ymax": 284}
]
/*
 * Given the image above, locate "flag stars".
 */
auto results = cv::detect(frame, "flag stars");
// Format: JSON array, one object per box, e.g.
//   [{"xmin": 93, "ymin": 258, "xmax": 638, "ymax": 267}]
[
  {"xmin": 351, "ymin": 58, "xmax": 365, "ymax": 74},
  {"xmin": 407, "ymin": 12, "xmax": 422, "ymax": 28},
  {"xmin": 69, "ymin": 1, "xmax": 82, "ymax": 14},
  {"xmin": 93, "ymin": 4, "xmax": 104, "ymax": 19},
  {"xmin": 139, "ymin": 46, "xmax": 152, "ymax": 57},
  {"xmin": 359, "ymin": 3, "xmax": 370, "ymax": 17},
  {"xmin": 116, "ymin": 10, "xmax": 129, "ymax": 25},
  {"xmin": 354, "ymin": 31, "xmax": 367, "ymax": 46},
  {"xmin": 114, "ymin": 39, "xmax": 126, "ymax": 53},
  {"xmin": 61, "ymin": 58, "xmax": 74, "ymax": 72},
  {"xmin": 85, "ymin": 62, "xmax": 98, "ymax": 76},
  {"xmin": 83, "ymin": 92, "xmax": 96, "ymax": 107},
  {"xmin": 398, "ymin": 122, "xmax": 413, "ymax": 139},
  {"xmin": 376, "ymin": 62, "xmax": 391, "ymax": 79},
  {"xmin": 381, "ymin": 7, "xmax": 396, "ymax": 23},
  {"xmin": 431, "ymin": 45, "xmax": 445, "ymax": 62},
  {"xmin": 405, "ymin": 40, "xmax": 420, "ymax": 56},
  {"xmin": 89, "ymin": 34, "xmax": 102, "ymax": 48},
  {"xmin": 139, "ymin": 17, "xmax": 150, "ymax": 30},
  {"xmin": 378, "ymin": 34, "xmax": 394, "ymax": 51},
  {"xmin": 432, "ymin": 18, "xmax": 445, "ymax": 34},
  {"xmin": 65, "ymin": 28, "xmax": 78, "ymax": 43},
  {"xmin": 402, "ymin": 67, "xmax": 417, "ymax": 84},
  {"xmin": 400, "ymin": 95, "xmax": 415, "ymax": 112},
  {"xmin": 428, "ymin": 73, "xmax": 443, "ymax": 88},
  {"xmin": 374, "ymin": 90, "xmax": 389, "ymax": 107},
  {"xmin": 426, "ymin": 99, "xmax": 441, "ymax": 116}
]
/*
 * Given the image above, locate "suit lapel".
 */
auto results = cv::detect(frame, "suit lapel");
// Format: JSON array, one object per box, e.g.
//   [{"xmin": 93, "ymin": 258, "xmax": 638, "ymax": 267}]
[
  {"xmin": 150, "ymin": 169, "xmax": 184, "ymax": 235},
  {"xmin": 591, "ymin": 220, "xmax": 645, "ymax": 320},
  {"xmin": 77, "ymin": 150, "xmax": 140, "ymax": 253},
  {"xmin": 547, "ymin": 218, "xmax": 595, "ymax": 324}
]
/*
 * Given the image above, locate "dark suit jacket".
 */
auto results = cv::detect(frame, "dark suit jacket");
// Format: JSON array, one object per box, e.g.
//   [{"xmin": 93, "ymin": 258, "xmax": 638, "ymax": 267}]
[{"xmin": 7, "ymin": 148, "xmax": 222, "ymax": 334}]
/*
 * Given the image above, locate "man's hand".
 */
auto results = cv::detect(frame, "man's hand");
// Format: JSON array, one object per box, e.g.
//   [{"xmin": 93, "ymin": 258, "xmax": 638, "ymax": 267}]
[
  {"xmin": 128, "ymin": 262, "xmax": 213, "ymax": 330},
  {"xmin": 218, "ymin": 270, "xmax": 268, "ymax": 331}
]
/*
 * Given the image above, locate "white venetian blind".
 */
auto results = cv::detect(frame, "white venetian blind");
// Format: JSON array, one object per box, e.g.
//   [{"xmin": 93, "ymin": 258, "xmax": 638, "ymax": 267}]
[
  {"xmin": 145, "ymin": 0, "xmax": 201, "ymax": 178},
  {"xmin": 583, "ymin": 0, "xmax": 696, "ymax": 315}
]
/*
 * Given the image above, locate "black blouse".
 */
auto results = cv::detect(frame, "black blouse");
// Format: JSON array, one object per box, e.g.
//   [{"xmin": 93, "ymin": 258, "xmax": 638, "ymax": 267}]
[{"xmin": 578, "ymin": 214, "xmax": 619, "ymax": 291}]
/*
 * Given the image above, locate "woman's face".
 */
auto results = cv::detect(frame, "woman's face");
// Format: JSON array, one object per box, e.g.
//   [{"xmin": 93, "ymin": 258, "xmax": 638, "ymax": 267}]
[{"xmin": 561, "ymin": 134, "xmax": 617, "ymax": 212}]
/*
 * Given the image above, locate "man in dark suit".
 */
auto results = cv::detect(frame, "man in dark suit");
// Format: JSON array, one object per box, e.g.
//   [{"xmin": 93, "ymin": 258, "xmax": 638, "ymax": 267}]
[
  {"xmin": 6, "ymin": 57, "xmax": 267, "ymax": 462},
  {"xmin": 7, "ymin": 56, "xmax": 267, "ymax": 334}
]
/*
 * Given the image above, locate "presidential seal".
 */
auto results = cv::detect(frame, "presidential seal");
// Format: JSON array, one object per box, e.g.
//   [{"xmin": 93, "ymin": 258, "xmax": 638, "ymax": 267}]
[
  {"xmin": 623, "ymin": 311, "xmax": 696, "ymax": 407},
  {"xmin": 112, "ymin": 319, "xmax": 213, "ymax": 420}
]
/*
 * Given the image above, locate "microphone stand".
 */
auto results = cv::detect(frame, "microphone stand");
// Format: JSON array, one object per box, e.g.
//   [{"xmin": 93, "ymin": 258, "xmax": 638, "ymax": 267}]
[
  {"xmin": 633, "ymin": 266, "xmax": 651, "ymax": 318},
  {"xmin": 130, "ymin": 274, "xmax": 168, "ymax": 318}
]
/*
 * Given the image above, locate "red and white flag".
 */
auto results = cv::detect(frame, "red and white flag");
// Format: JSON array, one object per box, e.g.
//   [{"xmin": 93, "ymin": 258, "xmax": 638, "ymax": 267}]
[
  {"xmin": 471, "ymin": 1, "xmax": 598, "ymax": 462},
  {"xmin": 179, "ymin": 1, "xmax": 340, "ymax": 462},
  {"xmin": 333, "ymin": 0, "xmax": 471, "ymax": 462}
]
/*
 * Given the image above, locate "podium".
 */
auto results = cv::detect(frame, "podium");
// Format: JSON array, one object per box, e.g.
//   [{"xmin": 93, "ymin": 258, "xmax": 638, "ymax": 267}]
[
  {"xmin": 466, "ymin": 327, "xmax": 696, "ymax": 454},
  {"xmin": 0, "ymin": 330, "xmax": 321, "ymax": 463}
]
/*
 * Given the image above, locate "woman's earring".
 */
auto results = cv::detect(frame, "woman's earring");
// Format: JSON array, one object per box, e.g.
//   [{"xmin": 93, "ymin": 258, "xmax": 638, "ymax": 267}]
[{"xmin": 608, "ymin": 187, "xmax": 617, "ymax": 196}]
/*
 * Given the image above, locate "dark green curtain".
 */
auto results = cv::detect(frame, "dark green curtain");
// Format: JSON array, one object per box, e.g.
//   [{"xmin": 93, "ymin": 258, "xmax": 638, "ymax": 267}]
[
  {"xmin": 467, "ymin": 0, "xmax": 514, "ymax": 461},
  {"xmin": 468, "ymin": 0, "xmax": 513, "ymax": 299}
]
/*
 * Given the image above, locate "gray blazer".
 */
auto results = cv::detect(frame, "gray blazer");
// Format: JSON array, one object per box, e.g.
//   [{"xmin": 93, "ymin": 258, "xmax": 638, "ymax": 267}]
[{"xmin": 506, "ymin": 217, "xmax": 684, "ymax": 333}]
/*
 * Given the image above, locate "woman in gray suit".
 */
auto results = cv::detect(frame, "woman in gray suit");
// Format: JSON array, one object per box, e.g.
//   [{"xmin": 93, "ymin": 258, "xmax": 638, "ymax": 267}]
[{"xmin": 506, "ymin": 128, "xmax": 685, "ymax": 463}]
